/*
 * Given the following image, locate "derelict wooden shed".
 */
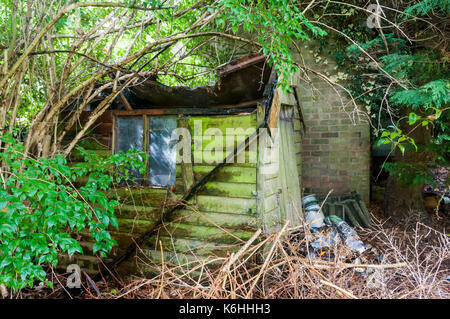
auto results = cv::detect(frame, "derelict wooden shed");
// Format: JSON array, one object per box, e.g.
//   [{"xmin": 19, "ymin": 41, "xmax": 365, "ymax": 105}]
[{"xmin": 62, "ymin": 54, "xmax": 304, "ymax": 275}]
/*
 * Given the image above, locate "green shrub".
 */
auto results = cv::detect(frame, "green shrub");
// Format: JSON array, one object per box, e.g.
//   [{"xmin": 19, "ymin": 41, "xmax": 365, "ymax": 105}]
[{"xmin": 0, "ymin": 133, "xmax": 146, "ymax": 290}]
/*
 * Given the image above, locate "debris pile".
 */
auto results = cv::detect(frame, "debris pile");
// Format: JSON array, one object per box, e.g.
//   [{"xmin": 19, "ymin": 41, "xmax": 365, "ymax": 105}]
[
  {"xmin": 290, "ymin": 194, "xmax": 368, "ymax": 259},
  {"xmin": 319, "ymin": 191, "xmax": 372, "ymax": 228},
  {"xmin": 307, "ymin": 215, "xmax": 367, "ymax": 255}
]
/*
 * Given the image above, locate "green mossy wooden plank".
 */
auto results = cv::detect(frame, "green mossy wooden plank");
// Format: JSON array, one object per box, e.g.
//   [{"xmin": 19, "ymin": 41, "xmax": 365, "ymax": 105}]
[
  {"xmin": 114, "ymin": 204, "xmax": 258, "ymax": 229},
  {"xmin": 135, "ymin": 251, "xmax": 223, "ymax": 277},
  {"xmin": 157, "ymin": 222, "xmax": 255, "ymax": 243},
  {"xmin": 115, "ymin": 204, "xmax": 162, "ymax": 220},
  {"xmin": 107, "ymin": 187, "xmax": 181, "ymax": 205},
  {"xmin": 142, "ymin": 236, "xmax": 241, "ymax": 258},
  {"xmin": 193, "ymin": 165, "xmax": 257, "ymax": 183},
  {"xmin": 172, "ymin": 209, "xmax": 259, "ymax": 229},
  {"xmin": 191, "ymin": 134, "xmax": 259, "ymax": 148},
  {"xmin": 115, "ymin": 218, "xmax": 159, "ymax": 235},
  {"xmin": 196, "ymin": 195, "xmax": 257, "ymax": 215},
  {"xmin": 188, "ymin": 115, "xmax": 257, "ymax": 133},
  {"xmin": 190, "ymin": 149, "xmax": 257, "ymax": 167},
  {"xmin": 197, "ymin": 181, "xmax": 256, "ymax": 198}
]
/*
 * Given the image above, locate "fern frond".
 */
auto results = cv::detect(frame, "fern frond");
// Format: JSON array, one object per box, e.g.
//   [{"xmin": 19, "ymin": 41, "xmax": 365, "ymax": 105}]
[{"xmin": 391, "ymin": 79, "xmax": 450, "ymax": 109}]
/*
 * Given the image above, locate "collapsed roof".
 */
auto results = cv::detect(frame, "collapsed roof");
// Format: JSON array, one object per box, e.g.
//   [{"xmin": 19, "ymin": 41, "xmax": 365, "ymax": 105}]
[{"xmin": 121, "ymin": 53, "xmax": 272, "ymax": 109}]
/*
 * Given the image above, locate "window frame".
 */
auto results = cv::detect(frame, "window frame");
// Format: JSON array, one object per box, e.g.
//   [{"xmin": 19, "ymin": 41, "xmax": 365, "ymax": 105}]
[{"xmin": 113, "ymin": 111, "xmax": 178, "ymax": 188}]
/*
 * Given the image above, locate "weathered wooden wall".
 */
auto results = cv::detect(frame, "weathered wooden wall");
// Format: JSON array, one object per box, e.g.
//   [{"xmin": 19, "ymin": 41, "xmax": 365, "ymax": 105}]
[
  {"xmin": 133, "ymin": 114, "xmax": 259, "ymax": 274},
  {"xmin": 257, "ymin": 100, "xmax": 303, "ymax": 233},
  {"xmin": 60, "ymin": 111, "xmax": 261, "ymax": 275}
]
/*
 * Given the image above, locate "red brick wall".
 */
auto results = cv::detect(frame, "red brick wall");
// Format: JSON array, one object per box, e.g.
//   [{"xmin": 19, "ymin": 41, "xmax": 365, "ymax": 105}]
[{"xmin": 290, "ymin": 43, "xmax": 371, "ymax": 203}]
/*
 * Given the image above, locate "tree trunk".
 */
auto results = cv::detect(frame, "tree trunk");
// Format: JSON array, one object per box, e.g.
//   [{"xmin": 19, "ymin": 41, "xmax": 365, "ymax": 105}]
[
  {"xmin": 383, "ymin": 113, "xmax": 432, "ymax": 222},
  {"xmin": 383, "ymin": 172, "xmax": 426, "ymax": 220}
]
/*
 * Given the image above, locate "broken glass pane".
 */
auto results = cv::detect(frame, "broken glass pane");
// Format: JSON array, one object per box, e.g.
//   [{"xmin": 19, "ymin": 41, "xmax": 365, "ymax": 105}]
[
  {"xmin": 116, "ymin": 116, "xmax": 144, "ymax": 184},
  {"xmin": 148, "ymin": 116, "xmax": 178, "ymax": 187}
]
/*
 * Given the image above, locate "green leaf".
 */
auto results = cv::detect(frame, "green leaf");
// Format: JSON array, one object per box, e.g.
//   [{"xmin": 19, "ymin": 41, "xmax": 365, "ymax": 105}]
[
  {"xmin": 398, "ymin": 144, "xmax": 406, "ymax": 156},
  {"xmin": 92, "ymin": 242, "xmax": 103, "ymax": 254},
  {"xmin": 0, "ymin": 258, "xmax": 12, "ymax": 268},
  {"xmin": 377, "ymin": 138, "xmax": 391, "ymax": 147},
  {"xmin": 390, "ymin": 132, "xmax": 400, "ymax": 139},
  {"xmin": 0, "ymin": 199, "xmax": 7, "ymax": 210},
  {"xmin": 408, "ymin": 112, "xmax": 420, "ymax": 125},
  {"xmin": 410, "ymin": 139, "xmax": 418, "ymax": 151}
]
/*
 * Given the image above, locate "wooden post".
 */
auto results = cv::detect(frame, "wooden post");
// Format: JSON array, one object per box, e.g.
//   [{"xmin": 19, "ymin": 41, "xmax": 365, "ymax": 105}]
[
  {"xmin": 119, "ymin": 92, "xmax": 133, "ymax": 111},
  {"xmin": 178, "ymin": 116, "xmax": 194, "ymax": 191}
]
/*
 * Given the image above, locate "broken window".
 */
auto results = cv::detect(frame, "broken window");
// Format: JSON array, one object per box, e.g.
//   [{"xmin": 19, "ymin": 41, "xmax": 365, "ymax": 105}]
[
  {"xmin": 116, "ymin": 116, "xmax": 144, "ymax": 184},
  {"xmin": 148, "ymin": 116, "xmax": 178, "ymax": 187},
  {"xmin": 115, "ymin": 115, "xmax": 177, "ymax": 187}
]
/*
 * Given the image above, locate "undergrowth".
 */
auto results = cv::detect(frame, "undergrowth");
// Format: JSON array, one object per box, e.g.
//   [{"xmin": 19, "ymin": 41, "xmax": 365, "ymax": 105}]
[{"xmin": 13, "ymin": 209, "xmax": 448, "ymax": 300}]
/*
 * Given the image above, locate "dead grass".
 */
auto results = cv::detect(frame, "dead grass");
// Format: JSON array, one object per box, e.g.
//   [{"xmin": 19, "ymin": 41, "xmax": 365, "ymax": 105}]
[
  {"xmin": 86, "ymin": 212, "xmax": 449, "ymax": 300},
  {"xmin": 11, "ymin": 209, "xmax": 448, "ymax": 299}
]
